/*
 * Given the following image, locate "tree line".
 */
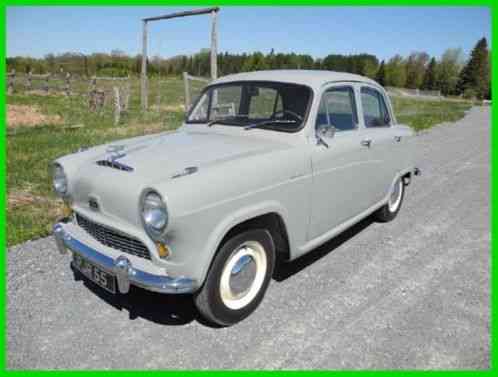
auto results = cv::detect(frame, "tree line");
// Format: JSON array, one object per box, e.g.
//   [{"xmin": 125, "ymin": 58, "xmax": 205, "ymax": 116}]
[{"xmin": 6, "ymin": 37, "xmax": 490, "ymax": 99}]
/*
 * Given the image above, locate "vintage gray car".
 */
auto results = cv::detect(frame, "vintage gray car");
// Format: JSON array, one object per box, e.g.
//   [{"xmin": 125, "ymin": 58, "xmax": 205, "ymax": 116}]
[{"xmin": 53, "ymin": 70, "xmax": 419, "ymax": 326}]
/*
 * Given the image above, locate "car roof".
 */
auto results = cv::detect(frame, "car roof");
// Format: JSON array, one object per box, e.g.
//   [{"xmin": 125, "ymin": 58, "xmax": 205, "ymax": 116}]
[{"xmin": 210, "ymin": 69, "xmax": 381, "ymax": 90}]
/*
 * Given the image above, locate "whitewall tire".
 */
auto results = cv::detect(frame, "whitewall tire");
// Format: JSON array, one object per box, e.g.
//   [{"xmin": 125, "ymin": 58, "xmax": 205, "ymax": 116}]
[
  {"xmin": 375, "ymin": 176, "xmax": 405, "ymax": 222},
  {"xmin": 194, "ymin": 229, "xmax": 275, "ymax": 326}
]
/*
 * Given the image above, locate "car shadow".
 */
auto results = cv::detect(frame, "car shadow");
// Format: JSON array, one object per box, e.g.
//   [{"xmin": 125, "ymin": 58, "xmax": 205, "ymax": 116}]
[
  {"xmin": 273, "ymin": 215, "xmax": 375, "ymax": 282},
  {"xmin": 71, "ymin": 265, "xmax": 208, "ymax": 326},
  {"xmin": 71, "ymin": 214, "xmax": 375, "ymax": 327}
]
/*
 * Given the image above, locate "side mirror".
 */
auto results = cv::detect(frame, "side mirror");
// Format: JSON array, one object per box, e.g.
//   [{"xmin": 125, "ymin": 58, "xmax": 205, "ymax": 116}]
[
  {"xmin": 384, "ymin": 113, "xmax": 391, "ymax": 125},
  {"xmin": 316, "ymin": 124, "xmax": 335, "ymax": 148},
  {"xmin": 317, "ymin": 124, "xmax": 336, "ymax": 139}
]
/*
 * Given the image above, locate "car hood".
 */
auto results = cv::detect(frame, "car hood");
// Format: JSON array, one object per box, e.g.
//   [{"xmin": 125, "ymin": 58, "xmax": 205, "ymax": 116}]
[
  {"xmin": 92, "ymin": 129, "xmax": 288, "ymax": 180},
  {"xmin": 64, "ymin": 128, "xmax": 291, "ymax": 226}
]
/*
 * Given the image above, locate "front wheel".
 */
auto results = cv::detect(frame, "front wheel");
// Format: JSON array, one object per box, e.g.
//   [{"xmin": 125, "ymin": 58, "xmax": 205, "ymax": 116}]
[
  {"xmin": 194, "ymin": 229, "xmax": 275, "ymax": 326},
  {"xmin": 375, "ymin": 176, "xmax": 405, "ymax": 222}
]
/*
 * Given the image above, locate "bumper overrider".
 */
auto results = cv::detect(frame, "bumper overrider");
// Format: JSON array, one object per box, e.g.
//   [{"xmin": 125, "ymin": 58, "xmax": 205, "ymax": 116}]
[{"xmin": 53, "ymin": 220, "xmax": 196, "ymax": 294}]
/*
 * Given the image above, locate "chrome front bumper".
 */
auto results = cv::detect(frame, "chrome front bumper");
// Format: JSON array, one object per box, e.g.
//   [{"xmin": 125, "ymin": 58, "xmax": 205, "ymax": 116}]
[{"xmin": 53, "ymin": 221, "xmax": 196, "ymax": 295}]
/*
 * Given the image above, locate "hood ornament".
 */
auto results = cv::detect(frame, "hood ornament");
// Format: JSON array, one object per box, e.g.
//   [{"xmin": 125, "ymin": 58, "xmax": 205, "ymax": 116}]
[
  {"xmin": 106, "ymin": 145, "xmax": 126, "ymax": 162},
  {"xmin": 96, "ymin": 145, "xmax": 134, "ymax": 172}
]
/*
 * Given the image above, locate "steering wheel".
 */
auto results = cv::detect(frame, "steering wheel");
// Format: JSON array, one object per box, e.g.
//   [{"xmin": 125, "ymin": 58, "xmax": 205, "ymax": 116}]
[{"xmin": 273, "ymin": 109, "xmax": 303, "ymax": 122}]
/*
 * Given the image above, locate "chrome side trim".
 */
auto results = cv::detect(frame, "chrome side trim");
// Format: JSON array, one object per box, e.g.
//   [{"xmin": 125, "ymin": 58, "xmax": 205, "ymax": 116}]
[
  {"xmin": 53, "ymin": 221, "xmax": 196, "ymax": 294},
  {"xmin": 171, "ymin": 166, "xmax": 198, "ymax": 179}
]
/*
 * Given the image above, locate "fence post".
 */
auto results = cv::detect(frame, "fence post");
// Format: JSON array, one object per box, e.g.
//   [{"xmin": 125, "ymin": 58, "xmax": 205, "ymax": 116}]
[
  {"xmin": 140, "ymin": 20, "xmax": 148, "ymax": 111},
  {"xmin": 26, "ymin": 70, "xmax": 32, "ymax": 91},
  {"xmin": 183, "ymin": 72, "xmax": 191, "ymax": 111},
  {"xmin": 156, "ymin": 82, "xmax": 162, "ymax": 111},
  {"xmin": 113, "ymin": 87, "xmax": 121, "ymax": 125},
  {"xmin": 64, "ymin": 72, "xmax": 71, "ymax": 96},
  {"xmin": 90, "ymin": 76, "xmax": 97, "ymax": 92},
  {"xmin": 210, "ymin": 10, "xmax": 218, "ymax": 80},
  {"xmin": 43, "ymin": 74, "xmax": 50, "ymax": 94},
  {"xmin": 7, "ymin": 69, "xmax": 15, "ymax": 95},
  {"xmin": 123, "ymin": 82, "xmax": 130, "ymax": 112}
]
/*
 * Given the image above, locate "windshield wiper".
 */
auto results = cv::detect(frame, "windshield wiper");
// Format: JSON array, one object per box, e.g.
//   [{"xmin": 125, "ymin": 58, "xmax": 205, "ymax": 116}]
[{"xmin": 244, "ymin": 119, "xmax": 297, "ymax": 131}]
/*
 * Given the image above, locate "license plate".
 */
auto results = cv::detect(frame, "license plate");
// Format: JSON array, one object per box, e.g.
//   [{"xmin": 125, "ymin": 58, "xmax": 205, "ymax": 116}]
[{"xmin": 73, "ymin": 253, "xmax": 116, "ymax": 294}]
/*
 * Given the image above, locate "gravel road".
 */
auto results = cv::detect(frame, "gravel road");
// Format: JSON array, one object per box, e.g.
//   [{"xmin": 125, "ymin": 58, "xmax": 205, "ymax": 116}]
[{"xmin": 8, "ymin": 107, "xmax": 490, "ymax": 370}]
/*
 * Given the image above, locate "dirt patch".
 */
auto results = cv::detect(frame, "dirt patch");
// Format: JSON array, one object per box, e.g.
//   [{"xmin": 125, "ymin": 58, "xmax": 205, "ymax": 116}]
[
  {"xmin": 8, "ymin": 190, "xmax": 62, "ymax": 217},
  {"xmin": 8, "ymin": 190, "xmax": 56, "ymax": 209},
  {"xmin": 7, "ymin": 105, "xmax": 63, "ymax": 129},
  {"xmin": 24, "ymin": 90, "xmax": 65, "ymax": 97}
]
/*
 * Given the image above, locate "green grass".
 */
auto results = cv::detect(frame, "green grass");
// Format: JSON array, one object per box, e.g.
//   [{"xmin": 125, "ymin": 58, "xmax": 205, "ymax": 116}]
[
  {"xmin": 391, "ymin": 96, "xmax": 473, "ymax": 131},
  {"xmin": 6, "ymin": 78, "xmax": 474, "ymax": 247}
]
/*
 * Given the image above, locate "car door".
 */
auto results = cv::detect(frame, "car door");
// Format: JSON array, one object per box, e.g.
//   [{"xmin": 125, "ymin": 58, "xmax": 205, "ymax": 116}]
[
  {"xmin": 358, "ymin": 85, "xmax": 398, "ymax": 203},
  {"xmin": 309, "ymin": 84, "xmax": 375, "ymax": 240}
]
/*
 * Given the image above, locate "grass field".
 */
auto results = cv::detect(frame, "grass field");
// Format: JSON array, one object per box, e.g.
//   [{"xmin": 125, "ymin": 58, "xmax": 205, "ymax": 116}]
[{"xmin": 6, "ymin": 76, "xmax": 473, "ymax": 246}]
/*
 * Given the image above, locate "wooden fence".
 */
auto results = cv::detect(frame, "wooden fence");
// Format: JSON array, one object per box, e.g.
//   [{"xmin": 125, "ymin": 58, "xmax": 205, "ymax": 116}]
[{"xmin": 7, "ymin": 70, "xmax": 132, "ymax": 125}]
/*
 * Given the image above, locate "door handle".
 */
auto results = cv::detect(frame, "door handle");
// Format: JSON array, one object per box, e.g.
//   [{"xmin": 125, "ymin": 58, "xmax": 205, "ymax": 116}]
[
  {"xmin": 361, "ymin": 139, "xmax": 372, "ymax": 147},
  {"xmin": 394, "ymin": 135, "xmax": 402, "ymax": 142}
]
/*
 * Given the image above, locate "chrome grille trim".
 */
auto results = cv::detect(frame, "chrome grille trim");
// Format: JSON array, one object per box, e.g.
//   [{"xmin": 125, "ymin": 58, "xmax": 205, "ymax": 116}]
[
  {"xmin": 75, "ymin": 213, "xmax": 151, "ymax": 260},
  {"xmin": 96, "ymin": 160, "xmax": 134, "ymax": 172}
]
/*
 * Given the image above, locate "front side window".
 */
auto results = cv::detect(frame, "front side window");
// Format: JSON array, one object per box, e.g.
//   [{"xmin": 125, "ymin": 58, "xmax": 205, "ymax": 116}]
[
  {"xmin": 360, "ymin": 87, "xmax": 391, "ymax": 128},
  {"xmin": 187, "ymin": 81, "xmax": 312, "ymax": 132},
  {"xmin": 315, "ymin": 86, "xmax": 358, "ymax": 132}
]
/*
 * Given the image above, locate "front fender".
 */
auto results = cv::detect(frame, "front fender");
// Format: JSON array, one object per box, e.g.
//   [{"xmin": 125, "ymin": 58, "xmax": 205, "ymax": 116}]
[{"xmin": 198, "ymin": 200, "xmax": 291, "ymax": 286}]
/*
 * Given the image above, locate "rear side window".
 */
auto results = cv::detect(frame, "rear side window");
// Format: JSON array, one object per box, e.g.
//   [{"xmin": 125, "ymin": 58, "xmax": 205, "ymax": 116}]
[
  {"xmin": 360, "ymin": 87, "xmax": 391, "ymax": 128},
  {"xmin": 316, "ymin": 87, "xmax": 358, "ymax": 132}
]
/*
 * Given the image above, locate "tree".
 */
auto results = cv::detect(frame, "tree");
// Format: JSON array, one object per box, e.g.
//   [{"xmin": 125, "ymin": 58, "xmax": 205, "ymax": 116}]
[
  {"xmin": 457, "ymin": 37, "xmax": 490, "ymax": 99},
  {"xmin": 422, "ymin": 57, "xmax": 437, "ymax": 90},
  {"xmin": 405, "ymin": 52, "xmax": 429, "ymax": 89},
  {"xmin": 436, "ymin": 48, "xmax": 463, "ymax": 95},
  {"xmin": 376, "ymin": 60, "xmax": 386, "ymax": 86},
  {"xmin": 385, "ymin": 55, "xmax": 406, "ymax": 87}
]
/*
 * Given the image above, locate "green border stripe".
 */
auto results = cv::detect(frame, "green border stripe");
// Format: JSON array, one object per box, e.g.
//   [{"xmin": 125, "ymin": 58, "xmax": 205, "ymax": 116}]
[{"xmin": 3, "ymin": 2, "xmax": 494, "ymax": 374}]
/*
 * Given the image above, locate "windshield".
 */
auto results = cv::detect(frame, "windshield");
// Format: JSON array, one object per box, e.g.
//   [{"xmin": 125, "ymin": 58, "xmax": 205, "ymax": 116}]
[{"xmin": 186, "ymin": 81, "xmax": 312, "ymax": 132}]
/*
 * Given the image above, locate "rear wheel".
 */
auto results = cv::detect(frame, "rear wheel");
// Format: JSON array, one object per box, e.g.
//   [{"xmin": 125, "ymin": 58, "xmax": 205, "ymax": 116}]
[
  {"xmin": 194, "ymin": 229, "xmax": 275, "ymax": 326},
  {"xmin": 375, "ymin": 176, "xmax": 405, "ymax": 222}
]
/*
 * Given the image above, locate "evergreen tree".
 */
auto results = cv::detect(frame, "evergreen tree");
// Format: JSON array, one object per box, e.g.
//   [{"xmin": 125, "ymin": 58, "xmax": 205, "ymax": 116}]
[
  {"xmin": 457, "ymin": 37, "xmax": 490, "ymax": 99},
  {"xmin": 375, "ymin": 60, "xmax": 386, "ymax": 86},
  {"xmin": 422, "ymin": 57, "xmax": 437, "ymax": 90}
]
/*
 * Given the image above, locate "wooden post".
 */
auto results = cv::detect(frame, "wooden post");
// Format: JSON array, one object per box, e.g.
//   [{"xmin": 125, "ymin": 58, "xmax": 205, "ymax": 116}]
[
  {"xmin": 210, "ymin": 10, "xmax": 218, "ymax": 80},
  {"xmin": 26, "ymin": 70, "xmax": 32, "ymax": 91},
  {"xmin": 64, "ymin": 72, "xmax": 71, "ymax": 96},
  {"xmin": 43, "ymin": 74, "xmax": 50, "ymax": 94},
  {"xmin": 123, "ymin": 82, "xmax": 131, "ymax": 112},
  {"xmin": 114, "ymin": 87, "xmax": 121, "ymax": 125},
  {"xmin": 140, "ymin": 20, "xmax": 148, "ymax": 111},
  {"xmin": 7, "ymin": 69, "xmax": 15, "ymax": 95},
  {"xmin": 90, "ymin": 76, "xmax": 97, "ymax": 92},
  {"xmin": 183, "ymin": 72, "xmax": 191, "ymax": 111},
  {"xmin": 156, "ymin": 82, "xmax": 161, "ymax": 111}
]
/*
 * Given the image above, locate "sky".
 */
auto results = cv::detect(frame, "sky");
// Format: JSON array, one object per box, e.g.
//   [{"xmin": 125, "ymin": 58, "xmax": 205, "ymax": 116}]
[{"xmin": 7, "ymin": 6, "xmax": 491, "ymax": 61}]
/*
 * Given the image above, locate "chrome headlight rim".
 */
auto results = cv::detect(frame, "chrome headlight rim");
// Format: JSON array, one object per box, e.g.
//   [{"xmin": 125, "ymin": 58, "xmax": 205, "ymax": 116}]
[
  {"xmin": 140, "ymin": 189, "xmax": 169, "ymax": 241},
  {"xmin": 52, "ymin": 163, "xmax": 68, "ymax": 197}
]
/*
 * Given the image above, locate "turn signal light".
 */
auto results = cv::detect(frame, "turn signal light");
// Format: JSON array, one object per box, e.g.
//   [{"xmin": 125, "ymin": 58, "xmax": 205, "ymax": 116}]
[
  {"xmin": 62, "ymin": 203, "xmax": 73, "ymax": 217},
  {"xmin": 157, "ymin": 242, "xmax": 170, "ymax": 258}
]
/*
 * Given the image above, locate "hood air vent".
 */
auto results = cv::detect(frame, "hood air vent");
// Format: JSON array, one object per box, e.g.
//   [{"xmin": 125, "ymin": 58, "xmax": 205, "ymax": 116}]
[{"xmin": 96, "ymin": 159, "xmax": 134, "ymax": 172}]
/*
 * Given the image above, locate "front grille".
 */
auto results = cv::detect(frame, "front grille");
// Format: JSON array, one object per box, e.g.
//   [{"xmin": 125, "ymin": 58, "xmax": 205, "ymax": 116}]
[
  {"xmin": 96, "ymin": 159, "xmax": 134, "ymax": 172},
  {"xmin": 76, "ymin": 213, "xmax": 151, "ymax": 260}
]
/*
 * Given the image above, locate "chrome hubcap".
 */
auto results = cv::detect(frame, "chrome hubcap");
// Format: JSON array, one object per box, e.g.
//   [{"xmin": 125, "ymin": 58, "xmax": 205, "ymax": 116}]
[
  {"xmin": 219, "ymin": 241, "xmax": 267, "ymax": 310},
  {"xmin": 388, "ymin": 178, "xmax": 403, "ymax": 212}
]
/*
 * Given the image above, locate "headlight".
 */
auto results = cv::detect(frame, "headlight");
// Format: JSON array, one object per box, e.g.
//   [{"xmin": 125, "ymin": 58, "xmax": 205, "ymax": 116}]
[
  {"xmin": 52, "ymin": 163, "xmax": 68, "ymax": 196},
  {"xmin": 141, "ymin": 191, "xmax": 168, "ymax": 240}
]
